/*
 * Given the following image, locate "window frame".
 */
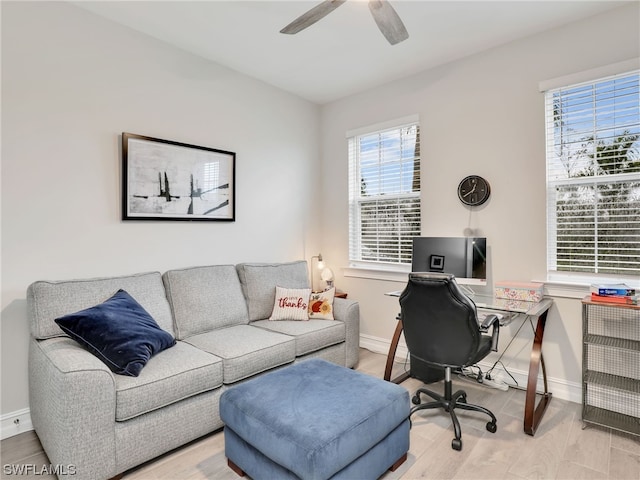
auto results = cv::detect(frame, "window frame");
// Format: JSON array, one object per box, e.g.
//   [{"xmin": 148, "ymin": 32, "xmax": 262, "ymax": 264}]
[
  {"xmin": 544, "ymin": 68, "xmax": 640, "ymax": 286},
  {"xmin": 347, "ymin": 116, "xmax": 421, "ymax": 271}
]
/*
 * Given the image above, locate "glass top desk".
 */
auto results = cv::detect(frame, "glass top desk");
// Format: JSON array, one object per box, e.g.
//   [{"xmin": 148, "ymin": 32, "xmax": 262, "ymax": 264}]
[{"xmin": 384, "ymin": 291, "xmax": 554, "ymax": 436}]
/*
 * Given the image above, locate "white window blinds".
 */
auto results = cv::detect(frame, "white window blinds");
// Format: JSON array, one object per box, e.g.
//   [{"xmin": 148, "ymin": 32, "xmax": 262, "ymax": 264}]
[
  {"xmin": 348, "ymin": 120, "xmax": 421, "ymax": 266},
  {"xmin": 545, "ymin": 70, "xmax": 640, "ymax": 278}
]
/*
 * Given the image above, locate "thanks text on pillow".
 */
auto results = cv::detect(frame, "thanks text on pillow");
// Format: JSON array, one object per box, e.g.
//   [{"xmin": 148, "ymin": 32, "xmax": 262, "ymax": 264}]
[{"xmin": 278, "ymin": 296, "xmax": 308, "ymax": 310}]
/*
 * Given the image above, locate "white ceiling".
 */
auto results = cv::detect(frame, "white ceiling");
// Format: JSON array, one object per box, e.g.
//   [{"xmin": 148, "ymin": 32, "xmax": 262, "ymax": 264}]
[{"xmin": 73, "ymin": 0, "xmax": 629, "ymax": 104}]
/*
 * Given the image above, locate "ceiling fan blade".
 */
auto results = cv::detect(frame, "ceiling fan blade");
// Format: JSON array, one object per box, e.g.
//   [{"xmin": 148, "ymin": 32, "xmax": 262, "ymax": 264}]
[
  {"xmin": 368, "ymin": 0, "xmax": 409, "ymax": 45},
  {"xmin": 280, "ymin": 0, "xmax": 347, "ymax": 35}
]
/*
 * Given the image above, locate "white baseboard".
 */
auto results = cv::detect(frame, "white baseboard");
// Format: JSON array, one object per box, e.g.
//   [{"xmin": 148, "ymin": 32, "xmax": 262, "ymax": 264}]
[
  {"xmin": 360, "ymin": 333, "xmax": 409, "ymax": 359},
  {"xmin": 359, "ymin": 334, "xmax": 582, "ymax": 405},
  {"xmin": 1, "ymin": 408, "xmax": 33, "ymax": 440}
]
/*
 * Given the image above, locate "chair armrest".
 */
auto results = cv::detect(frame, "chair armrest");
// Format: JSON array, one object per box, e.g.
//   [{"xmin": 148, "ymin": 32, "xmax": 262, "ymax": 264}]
[
  {"xmin": 479, "ymin": 314, "xmax": 500, "ymax": 352},
  {"xmin": 29, "ymin": 337, "xmax": 118, "ymax": 480},
  {"xmin": 479, "ymin": 314, "xmax": 499, "ymax": 331}
]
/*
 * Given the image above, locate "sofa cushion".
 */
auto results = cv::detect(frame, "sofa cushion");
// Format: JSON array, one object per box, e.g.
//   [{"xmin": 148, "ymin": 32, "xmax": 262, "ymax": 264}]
[
  {"xmin": 55, "ymin": 289, "xmax": 176, "ymax": 377},
  {"xmin": 252, "ymin": 319, "xmax": 345, "ymax": 357},
  {"xmin": 163, "ymin": 265, "xmax": 249, "ymax": 339},
  {"xmin": 236, "ymin": 261, "xmax": 310, "ymax": 321},
  {"xmin": 183, "ymin": 325, "xmax": 296, "ymax": 384},
  {"xmin": 114, "ymin": 341, "xmax": 223, "ymax": 421},
  {"xmin": 28, "ymin": 272, "xmax": 173, "ymax": 340},
  {"xmin": 269, "ymin": 286, "xmax": 311, "ymax": 321}
]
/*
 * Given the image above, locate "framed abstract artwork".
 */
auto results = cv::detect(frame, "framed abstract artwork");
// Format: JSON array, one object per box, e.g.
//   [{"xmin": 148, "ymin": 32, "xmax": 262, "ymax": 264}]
[{"xmin": 122, "ymin": 132, "xmax": 235, "ymax": 221}]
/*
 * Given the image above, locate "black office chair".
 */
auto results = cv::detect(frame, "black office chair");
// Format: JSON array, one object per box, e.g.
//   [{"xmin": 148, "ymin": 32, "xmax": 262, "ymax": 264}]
[{"xmin": 400, "ymin": 272, "xmax": 500, "ymax": 451}]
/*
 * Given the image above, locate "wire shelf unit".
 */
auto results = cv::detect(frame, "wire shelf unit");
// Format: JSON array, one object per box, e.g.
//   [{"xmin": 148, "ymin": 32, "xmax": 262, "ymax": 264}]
[{"xmin": 582, "ymin": 297, "xmax": 640, "ymax": 436}]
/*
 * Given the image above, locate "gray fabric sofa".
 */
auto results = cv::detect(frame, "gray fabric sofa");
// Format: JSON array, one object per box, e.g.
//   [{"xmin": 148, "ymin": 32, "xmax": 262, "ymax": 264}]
[{"xmin": 27, "ymin": 261, "xmax": 360, "ymax": 480}]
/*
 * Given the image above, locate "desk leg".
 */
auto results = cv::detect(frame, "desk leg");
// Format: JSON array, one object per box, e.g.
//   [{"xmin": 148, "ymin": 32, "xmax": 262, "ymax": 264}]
[
  {"xmin": 524, "ymin": 309, "xmax": 552, "ymax": 436},
  {"xmin": 384, "ymin": 317, "xmax": 410, "ymax": 384}
]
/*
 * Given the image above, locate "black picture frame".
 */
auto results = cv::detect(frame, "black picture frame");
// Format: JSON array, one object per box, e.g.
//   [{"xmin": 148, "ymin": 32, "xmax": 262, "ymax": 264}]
[{"xmin": 122, "ymin": 132, "xmax": 235, "ymax": 221}]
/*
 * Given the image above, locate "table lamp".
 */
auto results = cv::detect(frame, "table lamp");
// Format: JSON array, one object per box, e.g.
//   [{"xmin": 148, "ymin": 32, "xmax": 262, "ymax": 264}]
[
  {"xmin": 311, "ymin": 253, "xmax": 324, "ymax": 292},
  {"xmin": 321, "ymin": 267, "xmax": 334, "ymax": 290}
]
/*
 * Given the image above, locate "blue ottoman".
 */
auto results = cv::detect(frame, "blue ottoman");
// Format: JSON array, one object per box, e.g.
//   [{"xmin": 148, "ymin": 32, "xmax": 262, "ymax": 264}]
[{"xmin": 220, "ymin": 358, "xmax": 410, "ymax": 480}]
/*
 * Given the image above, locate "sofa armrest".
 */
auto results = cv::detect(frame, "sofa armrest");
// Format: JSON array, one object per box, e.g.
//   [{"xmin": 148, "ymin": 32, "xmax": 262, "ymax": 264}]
[
  {"xmin": 29, "ymin": 337, "xmax": 118, "ymax": 480},
  {"xmin": 333, "ymin": 298, "xmax": 360, "ymax": 368}
]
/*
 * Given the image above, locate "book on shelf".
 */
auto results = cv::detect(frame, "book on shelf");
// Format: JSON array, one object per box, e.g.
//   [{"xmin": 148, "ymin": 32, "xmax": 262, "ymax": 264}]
[
  {"xmin": 590, "ymin": 293, "xmax": 639, "ymax": 305},
  {"xmin": 590, "ymin": 283, "xmax": 636, "ymax": 296}
]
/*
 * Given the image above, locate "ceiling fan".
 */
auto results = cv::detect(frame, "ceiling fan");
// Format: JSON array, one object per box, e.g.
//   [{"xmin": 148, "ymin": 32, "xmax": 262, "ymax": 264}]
[{"xmin": 280, "ymin": 0, "xmax": 409, "ymax": 46}]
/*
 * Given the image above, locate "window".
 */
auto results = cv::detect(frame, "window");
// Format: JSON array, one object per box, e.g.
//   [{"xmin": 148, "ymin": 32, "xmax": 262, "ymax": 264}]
[
  {"xmin": 348, "ymin": 118, "xmax": 421, "ymax": 267},
  {"xmin": 545, "ymin": 70, "xmax": 640, "ymax": 280}
]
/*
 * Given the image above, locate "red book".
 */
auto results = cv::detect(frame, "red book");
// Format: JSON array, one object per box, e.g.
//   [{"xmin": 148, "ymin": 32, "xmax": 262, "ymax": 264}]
[{"xmin": 591, "ymin": 293, "xmax": 638, "ymax": 305}]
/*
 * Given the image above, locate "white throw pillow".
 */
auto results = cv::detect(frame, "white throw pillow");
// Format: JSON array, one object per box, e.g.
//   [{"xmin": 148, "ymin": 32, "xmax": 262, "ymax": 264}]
[
  {"xmin": 308, "ymin": 288, "xmax": 335, "ymax": 320},
  {"xmin": 269, "ymin": 286, "xmax": 311, "ymax": 321}
]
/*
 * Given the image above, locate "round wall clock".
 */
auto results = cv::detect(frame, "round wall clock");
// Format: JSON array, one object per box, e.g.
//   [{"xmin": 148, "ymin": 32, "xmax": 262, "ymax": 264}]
[{"xmin": 457, "ymin": 175, "xmax": 491, "ymax": 206}]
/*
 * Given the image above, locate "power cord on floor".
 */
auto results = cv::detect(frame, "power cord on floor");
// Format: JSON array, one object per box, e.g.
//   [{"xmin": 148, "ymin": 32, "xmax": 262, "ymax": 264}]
[
  {"xmin": 459, "ymin": 364, "xmax": 509, "ymax": 391},
  {"xmin": 459, "ymin": 365, "xmax": 484, "ymax": 383},
  {"xmin": 486, "ymin": 360, "xmax": 518, "ymax": 387}
]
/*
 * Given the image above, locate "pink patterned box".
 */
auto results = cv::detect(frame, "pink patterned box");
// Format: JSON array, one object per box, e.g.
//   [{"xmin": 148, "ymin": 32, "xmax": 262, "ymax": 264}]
[{"xmin": 494, "ymin": 282, "xmax": 544, "ymax": 303}]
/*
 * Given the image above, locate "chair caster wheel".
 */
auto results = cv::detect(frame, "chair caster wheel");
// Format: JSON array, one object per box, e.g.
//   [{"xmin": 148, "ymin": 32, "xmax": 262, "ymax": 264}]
[
  {"xmin": 451, "ymin": 438, "xmax": 462, "ymax": 451},
  {"xmin": 412, "ymin": 395, "xmax": 421, "ymax": 405},
  {"xmin": 486, "ymin": 421, "xmax": 497, "ymax": 433}
]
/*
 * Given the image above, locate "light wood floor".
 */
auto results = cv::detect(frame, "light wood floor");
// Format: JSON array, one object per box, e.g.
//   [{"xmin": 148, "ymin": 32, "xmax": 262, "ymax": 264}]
[{"xmin": 2, "ymin": 349, "xmax": 639, "ymax": 479}]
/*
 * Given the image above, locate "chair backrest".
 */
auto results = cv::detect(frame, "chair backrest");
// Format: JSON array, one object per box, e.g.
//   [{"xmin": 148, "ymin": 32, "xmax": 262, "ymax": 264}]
[{"xmin": 399, "ymin": 272, "xmax": 481, "ymax": 368}]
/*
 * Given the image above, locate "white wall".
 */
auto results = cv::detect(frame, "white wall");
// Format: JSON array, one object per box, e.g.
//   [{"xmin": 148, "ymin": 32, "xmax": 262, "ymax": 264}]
[
  {"xmin": 1, "ymin": 1, "xmax": 321, "ymax": 425},
  {"xmin": 319, "ymin": 4, "xmax": 640, "ymax": 399}
]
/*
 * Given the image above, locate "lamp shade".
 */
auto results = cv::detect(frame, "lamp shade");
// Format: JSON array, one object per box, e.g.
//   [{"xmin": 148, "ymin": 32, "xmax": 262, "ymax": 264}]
[{"xmin": 321, "ymin": 268, "xmax": 334, "ymax": 282}]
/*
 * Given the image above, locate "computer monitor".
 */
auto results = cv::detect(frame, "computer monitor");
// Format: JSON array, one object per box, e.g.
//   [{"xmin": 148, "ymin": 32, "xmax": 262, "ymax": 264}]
[{"xmin": 411, "ymin": 237, "xmax": 487, "ymax": 286}]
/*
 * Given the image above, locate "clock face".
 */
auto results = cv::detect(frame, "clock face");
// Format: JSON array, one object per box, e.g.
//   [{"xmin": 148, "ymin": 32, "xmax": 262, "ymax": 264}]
[{"xmin": 457, "ymin": 175, "xmax": 491, "ymax": 206}]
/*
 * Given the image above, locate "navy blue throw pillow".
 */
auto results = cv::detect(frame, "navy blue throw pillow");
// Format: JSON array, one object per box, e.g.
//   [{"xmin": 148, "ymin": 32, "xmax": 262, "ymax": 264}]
[{"xmin": 55, "ymin": 289, "xmax": 176, "ymax": 377}]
